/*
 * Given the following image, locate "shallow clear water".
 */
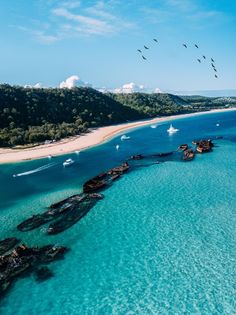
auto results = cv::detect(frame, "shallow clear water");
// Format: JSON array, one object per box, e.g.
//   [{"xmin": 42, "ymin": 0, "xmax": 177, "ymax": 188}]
[{"xmin": 0, "ymin": 112, "xmax": 236, "ymax": 314}]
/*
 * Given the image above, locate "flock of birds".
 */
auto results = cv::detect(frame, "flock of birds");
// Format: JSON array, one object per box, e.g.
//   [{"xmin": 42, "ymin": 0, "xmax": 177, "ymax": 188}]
[{"xmin": 137, "ymin": 39, "xmax": 219, "ymax": 79}]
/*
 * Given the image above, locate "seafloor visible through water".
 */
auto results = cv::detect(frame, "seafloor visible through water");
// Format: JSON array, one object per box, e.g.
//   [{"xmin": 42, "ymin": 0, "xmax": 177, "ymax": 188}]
[{"xmin": 0, "ymin": 111, "xmax": 236, "ymax": 314}]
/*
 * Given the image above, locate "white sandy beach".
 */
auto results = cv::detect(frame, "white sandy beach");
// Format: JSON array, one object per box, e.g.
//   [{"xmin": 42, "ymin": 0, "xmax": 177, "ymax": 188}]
[{"xmin": 0, "ymin": 107, "xmax": 235, "ymax": 164}]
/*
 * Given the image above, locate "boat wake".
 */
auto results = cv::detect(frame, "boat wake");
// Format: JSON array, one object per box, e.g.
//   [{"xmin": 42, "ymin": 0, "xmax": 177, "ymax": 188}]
[
  {"xmin": 167, "ymin": 124, "xmax": 179, "ymax": 135},
  {"xmin": 13, "ymin": 162, "xmax": 57, "ymax": 177}
]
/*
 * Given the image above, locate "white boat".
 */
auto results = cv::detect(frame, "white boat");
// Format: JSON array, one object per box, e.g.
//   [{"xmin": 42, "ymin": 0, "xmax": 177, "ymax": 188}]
[
  {"xmin": 150, "ymin": 124, "xmax": 157, "ymax": 129},
  {"xmin": 116, "ymin": 145, "xmax": 120, "ymax": 150},
  {"xmin": 121, "ymin": 135, "xmax": 131, "ymax": 141},
  {"xmin": 216, "ymin": 123, "xmax": 220, "ymax": 127},
  {"xmin": 167, "ymin": 124, "xmax": 179, "ymax": 134},
  {"xmin": 63, "ymin": 158, "xmax": 75, "ymax": 167}
]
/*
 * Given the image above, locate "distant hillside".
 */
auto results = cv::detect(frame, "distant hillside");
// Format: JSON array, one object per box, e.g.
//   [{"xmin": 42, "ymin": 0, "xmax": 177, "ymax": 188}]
[
  {"xmin": 180, "ymin": 95, "xmax": 236, "ymax": 111},
  {"xmin": 0, "ymin": 85, "xmax": 235, "ymax": 147},
  {"xmin": 108, "ymin": 93, "xmax": 189, "ymax": 116},
  {"xmin": 170, "ymin": 89, "xmax": 236, "ymax": 97}
]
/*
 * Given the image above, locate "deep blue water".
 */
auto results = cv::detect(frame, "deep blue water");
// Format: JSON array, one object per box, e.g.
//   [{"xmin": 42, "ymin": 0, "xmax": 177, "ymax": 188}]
[{"xmin": 0, "ymin": 111, "xmax": 236, "ymax": 314}]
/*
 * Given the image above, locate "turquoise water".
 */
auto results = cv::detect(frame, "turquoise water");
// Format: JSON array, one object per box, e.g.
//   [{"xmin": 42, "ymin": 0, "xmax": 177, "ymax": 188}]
[{"xmin": 0, "ymin": 111, "xmax": 236, "ymax": 314}]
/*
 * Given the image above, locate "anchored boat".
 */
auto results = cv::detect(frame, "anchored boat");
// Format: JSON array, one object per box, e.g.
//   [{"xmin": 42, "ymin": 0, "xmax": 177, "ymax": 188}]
[
  {"xmin": 121, "ymin": 135, "xmax": 131, "ymax": 141},
  {"xmin": 63, "ymin": 158, "xmax": 75, "ymax": 167},
  {"xmin": 167, "ymin": 124, "xmax": 179, "ymax": 134}
]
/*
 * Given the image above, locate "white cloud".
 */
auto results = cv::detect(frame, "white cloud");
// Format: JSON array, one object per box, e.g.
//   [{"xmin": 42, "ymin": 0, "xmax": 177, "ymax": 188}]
[
  {"xmin": 154, "ymin": 87, "xmax": 163, "ymax": 93},
  {"xmin": 113, "ymin": 82, "xmax": 145, "ymax": 94},
  {"xmin": 188, "ymin": 10, "xmax": 222, "ymax": 21},
  {"xmin": 142, "ymin": 0, "xmax": 223, "ymax": 25},
  {"xmin": 17, "ymin": 26, "xmax": 60, "ymax": 44},
  {"xmin": 59, "ymin": 75, "xmax": 92, "ymax": 89},
  {"xmin": 23, "ymin": 79, "xmax": 163, "ymax": 94},
  {"xmin": 34, "ymin": 82, "xmax": 43, "ymax": 88},
  {"xmin": 97, "ymin": 87, "xmax": 109, "ymax": 93},
  {"xmin": 142, "ymin": 8, "xmax": 173, "ymax": 24},
  {"xmin": 111, "ymin": 82, "xmax": 163, "ymax": 94},
  {"xmin": 52, "ymin": 4, "xmax": 134, "ymax": 36},
  {"xmin": 24, "ymin": 82, "xmax": 44, "ymax": 88},
  {"xmin": 17, "ymin": 1, "xmax": 135, "ymax": 43},
  {"xmin": 52, "ymin": 7, "xmax": 114, "ymax": 35},
  {"xmin": 166, "ymin": 0, "xmax": 197, "ymax": 12},
  {"xmin": 61, "ymin": 1, "xmax": 81, "ymax": 9}
]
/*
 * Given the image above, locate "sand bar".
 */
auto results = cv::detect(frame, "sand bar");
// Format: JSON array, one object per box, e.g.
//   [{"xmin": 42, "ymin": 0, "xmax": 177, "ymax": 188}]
[{"xmin": 0, "ymin": 107, "xmax": 236, "ymax": 164}]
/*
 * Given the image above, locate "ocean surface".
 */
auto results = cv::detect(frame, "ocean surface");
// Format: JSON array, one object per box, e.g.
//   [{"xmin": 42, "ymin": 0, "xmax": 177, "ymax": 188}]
[{"xmin": 0, "ymin": 111, "xmax": 236, "ymax": 315}]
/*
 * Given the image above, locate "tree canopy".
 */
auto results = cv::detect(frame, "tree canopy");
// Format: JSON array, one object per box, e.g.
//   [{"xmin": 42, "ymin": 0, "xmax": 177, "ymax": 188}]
[{"xmin": 0, "ymin": 84, "xmax": 235, "ymax": 147}]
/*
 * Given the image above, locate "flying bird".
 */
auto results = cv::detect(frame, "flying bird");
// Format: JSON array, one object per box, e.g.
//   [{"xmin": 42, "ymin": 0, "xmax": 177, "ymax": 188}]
[
  {"xmin": 195, "ymin": 44, "xmax": 199, "ymax": 48},
  {"xmin": 213, "ymin": 68, "xmax": 217, "ymax": 72},
  {"xmin": 137, "ymin": 49, "xmax": 142, "ymax": 53},
  {"xmin": 215, "ymin": 75, "xmax": 218, "ymax": 78},
  {"xmin": 142, "ymin": 55, "xmax": 147, "ymax": 60},
  {"xmin": 211, "ymin": 63, "xmax": 216, "ymax": 68},
  {"xmin": 197, "ymin": 59, "xmax": 201, "ymax": 63},
  {"xmin": 211, "ymin": 58, "xmax": 215, "ymax": 63},
  {"xmin": 153, "ymin": 38, "xmax": 158, "ymax": 43},
  {"xmin": 183, "ymin": 44, "xmax": 187, "ymax": 48},
  {"xmin": 203, "ymin": 55, "xmax": 206, "ymax": 59},
  {"xmin": 144, "ymin": 45, "xmax": 149, "ymax": 49}
]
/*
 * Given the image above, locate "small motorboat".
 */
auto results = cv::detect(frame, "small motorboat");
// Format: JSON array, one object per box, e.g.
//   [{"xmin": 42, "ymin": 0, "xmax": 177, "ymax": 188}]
[
  {"xmin": 116, "ymin": 145, "xmax": 120, "ymax": 150},
  {"xmin": 63, "ymin": 158, "xmax": 75, "ymax": 167},
  {"xmin": 121, "ymin": 135, "xmax": 131, "ymax": 141},
  {"xmin": 167, "ymin": 124, "xmax": 179, "ymax": 134},
  {"xmin": 216, "ymin": 123, "xmax": 220, "ymax": 127},
  {"xmin": 150, "ymin": 124, "xmax": 157, "ymax": 129}
]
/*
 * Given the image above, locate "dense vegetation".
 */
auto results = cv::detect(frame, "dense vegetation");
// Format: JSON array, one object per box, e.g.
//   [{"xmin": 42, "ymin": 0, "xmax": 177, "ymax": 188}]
[
  {"xmin": 109, "ymin": 93, "xmax": 190, "ymax": 116},
  {"xmin": 0, "ymin": 85, "xmax": 142, "ymax": 147},
  {"xmin": 110, "ymin": 93, "xmax": 236, "ymax": 115},
  {"xmin": 0, "ymin": 84, "xmax": 235, "ymax": 147}
]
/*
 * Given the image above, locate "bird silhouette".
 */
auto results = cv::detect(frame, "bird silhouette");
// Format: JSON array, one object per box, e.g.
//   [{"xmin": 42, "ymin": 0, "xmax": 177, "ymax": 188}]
[
  {"xmin": 142, "ymin": 55, "xmax": 147, "ymax": 60},
  {"xmin": 144, "ymin": 45, "xmax": 149, "ymax": 50},
  {"xmin": 211, "ymin": 63, "xmax": 216, "ymax": 68},
  {"xmin": 183, "ymin": 44, "xmax": 187, "ymax": 48},
  {"xmin": 211, "ymin": 58, "xmax": 215, "ymax": 63},
  {"xmin": 215, "ymin": 75, "xmax": 218, "ymax": 78},
  {"xmin": 213, "ymin": 68, "xmax": 217, "ymax": 72},
  {"xmin": 197, "ymin": 59, "xmax": 201, "ymax": 63},
  {"xmin": 137, "ymin": 49, "xmax": 142, "ymax": 53},
  {"xmin": 153, "ymin": 39, "xmax": 158, "ymax": 43},
  {"xmin": 195, "ymin": 44, "xmax": 199, "ymax": 48},
  {"xmin": 203, "ymin": 55, "xmax": 206, "ymax": 59}
]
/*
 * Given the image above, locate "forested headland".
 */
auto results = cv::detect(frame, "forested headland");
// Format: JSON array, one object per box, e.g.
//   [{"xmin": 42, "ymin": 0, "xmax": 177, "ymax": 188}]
[{"xmin": 0, "ymin": 84, "xmax": 235, "ymax": 147}]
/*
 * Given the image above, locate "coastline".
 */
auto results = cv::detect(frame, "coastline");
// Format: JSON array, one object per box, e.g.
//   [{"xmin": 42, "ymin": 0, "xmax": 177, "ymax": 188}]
[{"xmin": 0, "ymin": 107, "xmax": 236, "ymax": 164}]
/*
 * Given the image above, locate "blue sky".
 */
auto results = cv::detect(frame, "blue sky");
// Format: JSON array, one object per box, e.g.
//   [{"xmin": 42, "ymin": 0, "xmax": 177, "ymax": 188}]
[{"xmin": 0, "ymin": 0, "xmax": 236, "ymax": 91}]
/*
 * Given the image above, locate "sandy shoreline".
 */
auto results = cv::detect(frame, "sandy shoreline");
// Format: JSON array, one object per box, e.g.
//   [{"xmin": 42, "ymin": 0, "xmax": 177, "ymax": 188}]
[{"xmin": 0, "ymin": 107, "xmax": 236, "ymax": 164}]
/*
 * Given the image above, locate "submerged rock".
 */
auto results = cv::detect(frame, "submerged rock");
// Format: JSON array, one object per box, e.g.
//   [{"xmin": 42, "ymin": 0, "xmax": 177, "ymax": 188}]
[{"xmin": 0, "ymin": 243, "xmax": 68, "ymax": 296}]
